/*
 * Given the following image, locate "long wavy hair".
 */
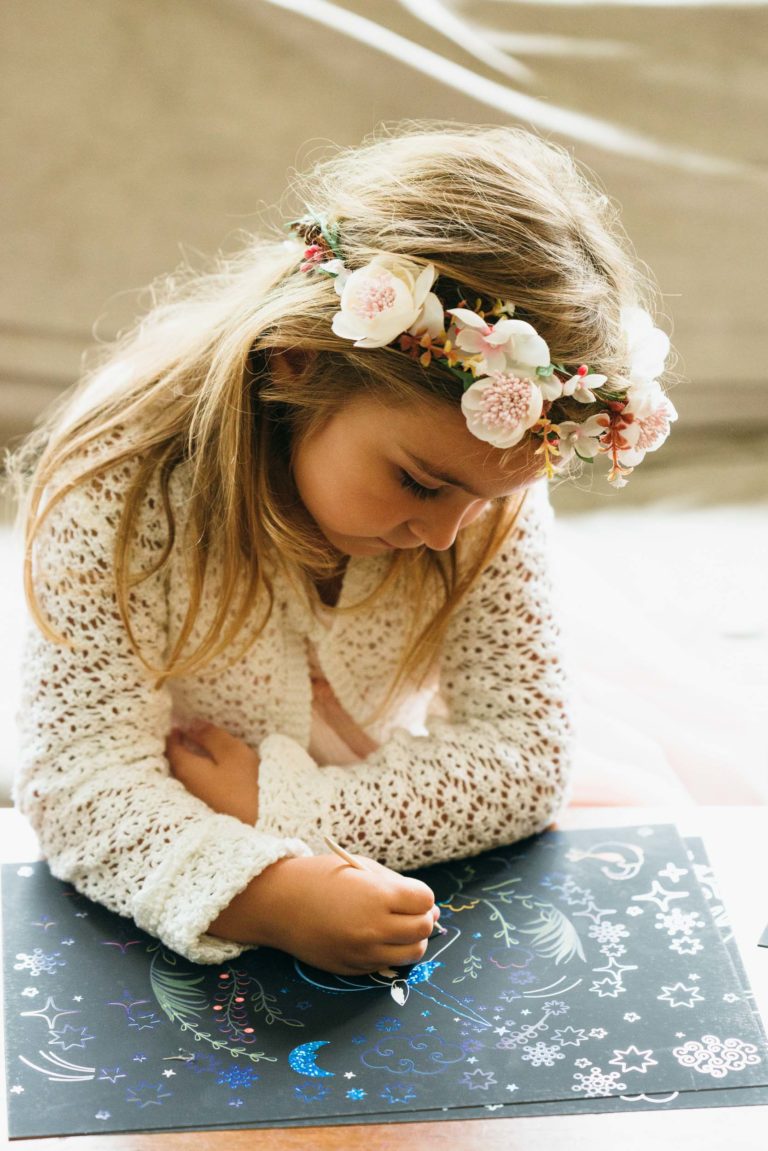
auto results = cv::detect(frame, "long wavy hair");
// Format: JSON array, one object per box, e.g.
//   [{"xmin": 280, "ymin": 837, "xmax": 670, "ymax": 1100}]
[{"xmin": 12, "ymin": 122, "xmax": 647, "ymax": 695}]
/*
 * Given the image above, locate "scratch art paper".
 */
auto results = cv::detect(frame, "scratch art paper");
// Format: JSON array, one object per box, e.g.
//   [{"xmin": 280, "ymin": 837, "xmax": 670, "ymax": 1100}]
[{"xmin": 3, "ymin": 824, "xmax": 767, "ymax": 1138}]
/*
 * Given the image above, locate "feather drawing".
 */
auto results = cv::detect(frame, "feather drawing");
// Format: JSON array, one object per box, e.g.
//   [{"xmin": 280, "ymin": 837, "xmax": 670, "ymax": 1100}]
[{"xmin": 518, "ymin": 905, "xmax": 586, "ymax": 965}]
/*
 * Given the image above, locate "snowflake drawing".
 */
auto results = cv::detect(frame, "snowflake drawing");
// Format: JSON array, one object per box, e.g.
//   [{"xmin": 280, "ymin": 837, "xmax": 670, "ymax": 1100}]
[
  {"xmin": 521, "ymin": 1042, "xmax": 565, "ymax": 1067},
  {"xmin": 216, "ymin": 1065, "xmax": 260, "ymax": 1090},
  {"xmin": 376, "ymin": 1017, "xmax": 402, "ymax": 1033},
  {"xmin": 655, "ymin": 909, "xmax": 704, "ymax": 937},
  {"xmin": 13, "ymin": 950, "xmax": 65, "ymax": 977},
  {"xmin": 346, "ymin": 1088, "xmax": 367, "ymax": 1100},
  {"xmin": 572, "ymin": 1066, "xmax": 627, "ymax": 1097},
  {"xmin": 498, "ymin": 1024, "xmax": 538, "ymax": 1050},
  {"xmin": 588, "ymin": 922, "xmax": 629, "ymax": 946},
  {"xmin": 673, "ymin": 1035, "xmax": 762, "ymax": 1079},
  {"xmin": 20, "ymin": 987, "xmax": 39, "ymax": 998},
  {"xmin": 542, "ymin": 1000, "xmax": 569, "ymax": 1016}
]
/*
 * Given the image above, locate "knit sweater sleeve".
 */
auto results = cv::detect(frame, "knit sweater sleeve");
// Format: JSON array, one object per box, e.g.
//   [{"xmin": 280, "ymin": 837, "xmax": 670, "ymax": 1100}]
[
  {"xmin": 256, "ymin": 484, "xmax": 572, "ymax": 870},
  {"xmin": 14, "ymin": 458, "xmax": 310, "ymax": 964}
]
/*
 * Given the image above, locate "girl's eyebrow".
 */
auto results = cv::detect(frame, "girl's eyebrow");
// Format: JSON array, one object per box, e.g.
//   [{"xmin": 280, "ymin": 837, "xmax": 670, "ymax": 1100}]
[{"xmin": 405, "ymin": 452, "xmax": 484, "ymax": 499}]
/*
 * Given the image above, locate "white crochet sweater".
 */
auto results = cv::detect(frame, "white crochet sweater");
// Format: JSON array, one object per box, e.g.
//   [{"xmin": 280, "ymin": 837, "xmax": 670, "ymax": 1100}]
[{"xmin": 15, "ymin": 459, "xmax": 571, "ymax": 964}]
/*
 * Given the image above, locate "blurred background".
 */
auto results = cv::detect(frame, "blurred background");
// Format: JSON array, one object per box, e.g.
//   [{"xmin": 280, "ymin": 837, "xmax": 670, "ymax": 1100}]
[{"xmin": 1, "ymin": 0, "xmax": 766, "ymax": 801}]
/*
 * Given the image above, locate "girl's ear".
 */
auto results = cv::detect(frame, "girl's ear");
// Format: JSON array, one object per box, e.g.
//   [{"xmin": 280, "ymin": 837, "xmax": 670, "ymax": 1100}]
[{"xmin": 270, "ymin": 348, "xmax": 315, "ymax": 384}]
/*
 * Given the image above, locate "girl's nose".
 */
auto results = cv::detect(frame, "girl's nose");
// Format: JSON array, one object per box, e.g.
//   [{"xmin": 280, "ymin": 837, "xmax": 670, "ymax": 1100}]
[{"xmin": 409, "ymin": 500, "xmax": 486, "ymax": 551}]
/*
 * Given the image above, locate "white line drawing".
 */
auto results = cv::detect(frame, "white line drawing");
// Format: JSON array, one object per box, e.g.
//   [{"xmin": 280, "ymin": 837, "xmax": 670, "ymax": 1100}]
[
  {"xmin": 673, "ymin": 1035, "xmax": 762, "ymax": 1078},
  {"xmin": 18, "ymin": 1050, "xmax": 95, "ymax": 1082},
  {"xmin": 522, "ymin": 977, "xmax": 584, "ymax": 998},
  {"xmin": 20, "ymin": 997, "xmax": 79, "ymax": 1030},
  {"xmin": 620, "ymin": 1092, "xmax": 680, "ymax": 1103},
  {"xmin": 657, "ymin": 983, "xmax": 705, "ymax": 1009},
  {"xmin": 565, "ymin": 842, "xmax": 645, "ymax": 882},
  {"xmin": 609, "ymin": 1046, "xmax": 658, "ymax": 1074},
  {"xmin": 631, "ymin": 882, "xmax": 689, "ymax": 913}
]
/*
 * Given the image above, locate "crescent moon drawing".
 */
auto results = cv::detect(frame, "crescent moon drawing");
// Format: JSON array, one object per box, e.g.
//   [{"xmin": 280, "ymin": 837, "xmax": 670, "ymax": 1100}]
[{"xmin": 288, "ymin": 1041, "xmax": 335, "ymax": 1078}]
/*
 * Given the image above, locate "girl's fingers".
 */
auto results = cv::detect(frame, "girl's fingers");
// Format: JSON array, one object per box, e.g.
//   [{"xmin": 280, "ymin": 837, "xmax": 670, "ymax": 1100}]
[
  {"xmin": 166, "ymin": 730, "xmax": 215, "ymax": 784},
  {"xmin": 350, "ymin": 938, "xmax": 430, "ymax": 973},
  {"xmin": 389, "ymin": 876, "xmax": 436, "ymax": 916},
  {"xmin": 380, "ymin": 911, "xmax": 437, "ymax": 947},
  {"xmin": 187, "ymin": 720, "xmax": 259, "ymax": 768}
]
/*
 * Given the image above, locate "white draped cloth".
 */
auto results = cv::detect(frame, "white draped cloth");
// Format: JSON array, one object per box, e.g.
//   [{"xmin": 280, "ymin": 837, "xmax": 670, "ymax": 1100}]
[{"xmin": 552, "ymin": 506, "xmax": 768, "ymax": 807}]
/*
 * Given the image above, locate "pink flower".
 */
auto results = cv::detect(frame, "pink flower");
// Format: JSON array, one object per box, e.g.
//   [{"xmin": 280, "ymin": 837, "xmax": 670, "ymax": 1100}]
[
  {"xmin": 461, "ymin": 372, "xmax": 544, "ymax": 449},
  {"xmin": 331, "ymin": 256, "xmax": 437, "ymax": 348},
  {"xmin": 616, "ymin": 384, "xmax": 678, "ymax": 467},
  {"xmin": 448, "ymin": 309, "xmax": 550, "ymax": 375}
]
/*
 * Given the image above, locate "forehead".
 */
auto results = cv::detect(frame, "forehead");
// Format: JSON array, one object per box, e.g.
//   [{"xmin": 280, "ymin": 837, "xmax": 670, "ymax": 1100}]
[{"xmin": 353, "ymin": 394, "xmax": 542, "ymax": 499}]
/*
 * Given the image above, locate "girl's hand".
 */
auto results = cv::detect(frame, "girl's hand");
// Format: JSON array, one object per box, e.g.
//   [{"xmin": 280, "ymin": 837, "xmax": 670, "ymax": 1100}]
[
  {"xmin": 166, "ymin": 721, "xmax": 260, "ymax": 824},
  {"xmin": 209, "ymin": 852, "xmax": 441, "ymax": 975}
]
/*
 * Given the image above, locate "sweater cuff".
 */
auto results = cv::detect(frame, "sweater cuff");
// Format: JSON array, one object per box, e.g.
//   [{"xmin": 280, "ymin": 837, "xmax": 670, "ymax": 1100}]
[
  {"xmin": 133, "ymin": 815, "xmax": 312, "ymax": 964},
  {"xmin": 257, "ymin": 733, "xmax": 333, "ymax": 851}
]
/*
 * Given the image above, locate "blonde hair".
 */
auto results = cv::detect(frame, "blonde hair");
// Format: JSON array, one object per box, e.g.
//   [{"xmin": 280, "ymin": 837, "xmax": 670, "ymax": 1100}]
[{"xmin": 13, "ymin": 122, "xmax": 647, "ymax": 694}]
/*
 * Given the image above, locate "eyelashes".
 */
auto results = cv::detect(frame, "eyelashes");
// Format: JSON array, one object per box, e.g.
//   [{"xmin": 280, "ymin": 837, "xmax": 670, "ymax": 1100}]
[{"xmin": 399, "ymin": 469, "xmax": 441, "ymax": 501}]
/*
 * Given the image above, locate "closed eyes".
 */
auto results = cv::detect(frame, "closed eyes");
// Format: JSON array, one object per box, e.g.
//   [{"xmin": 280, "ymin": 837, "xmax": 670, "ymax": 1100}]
[{"xmin": 399, "ymin": 469, "xmax": 441, "ymax": 501}]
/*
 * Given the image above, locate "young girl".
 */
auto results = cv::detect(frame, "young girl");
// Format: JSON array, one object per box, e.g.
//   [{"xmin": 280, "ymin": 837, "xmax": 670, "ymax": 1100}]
[{"xmin": 13, "ymin": 124, "xmax": 674, "ymax": 977}]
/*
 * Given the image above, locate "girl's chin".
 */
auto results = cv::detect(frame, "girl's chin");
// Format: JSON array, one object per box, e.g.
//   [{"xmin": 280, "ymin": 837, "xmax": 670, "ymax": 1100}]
[{"xmin": 326, "ymin": 535, "xmax": 396, "ymax": 556}]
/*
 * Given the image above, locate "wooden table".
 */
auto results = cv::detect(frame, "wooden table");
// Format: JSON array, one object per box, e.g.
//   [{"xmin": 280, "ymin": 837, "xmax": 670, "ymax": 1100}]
[{"xmin": 1, "ymin": 806, "xmax": 766, "ymax": 1150}]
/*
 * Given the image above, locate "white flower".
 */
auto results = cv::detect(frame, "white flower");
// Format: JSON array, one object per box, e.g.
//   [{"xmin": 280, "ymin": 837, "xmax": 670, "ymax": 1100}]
[
  {"xmin": 562, "ymin": 370, "xmax": 608, "ymax": 404},
  {"xmin": 331, "ymin": 255, "xmax": 437, "ymax": 348},
  {"xmin": 410, "ymin": 290, "xmax": 446, "ymax": 339},
  {"xmin": 621, "ymin": 306, "xmax": 670, "ymax": 384},
  {"xmin": 555, "ymin": 415, "xmax": 605, "ymax": 463},
  {"xmin": 461, "ymin": 372, "xmax": 543, "ymax": 449},
  {"xmin": 324, "ymin": 258, "xmax": 350, "ymax": 289},
  {"xmin": 538, "ymin": 373, "xmax": 564, "ymax": 402},
  {"xmin": 448, "ymin": 308, "xmax": 550, "ymax": 376}
]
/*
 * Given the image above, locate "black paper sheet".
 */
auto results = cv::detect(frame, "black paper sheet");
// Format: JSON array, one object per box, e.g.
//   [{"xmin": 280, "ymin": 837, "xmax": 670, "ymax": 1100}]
[{"xmin": 3, "ymin": 823, "xmax": 767, "ymax": 1138}]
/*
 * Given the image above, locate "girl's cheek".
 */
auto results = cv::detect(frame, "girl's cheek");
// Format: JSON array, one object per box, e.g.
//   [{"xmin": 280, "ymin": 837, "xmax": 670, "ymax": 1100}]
[{"xmin": 460, "ymin": 501, "xmax": 490, "ymax": 530}]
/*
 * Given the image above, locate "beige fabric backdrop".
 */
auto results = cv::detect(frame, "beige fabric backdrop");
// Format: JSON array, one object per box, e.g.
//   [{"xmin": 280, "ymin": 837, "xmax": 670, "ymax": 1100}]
[{"xmin": 1, "ymin": 0, "xmax": 767, "ymax": 441}]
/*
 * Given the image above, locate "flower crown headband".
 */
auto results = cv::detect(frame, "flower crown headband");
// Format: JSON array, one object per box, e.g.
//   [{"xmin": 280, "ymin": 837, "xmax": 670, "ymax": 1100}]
[{"xmin": 289, "ymin": 216, "xmax": 676, "ymax": 488}]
